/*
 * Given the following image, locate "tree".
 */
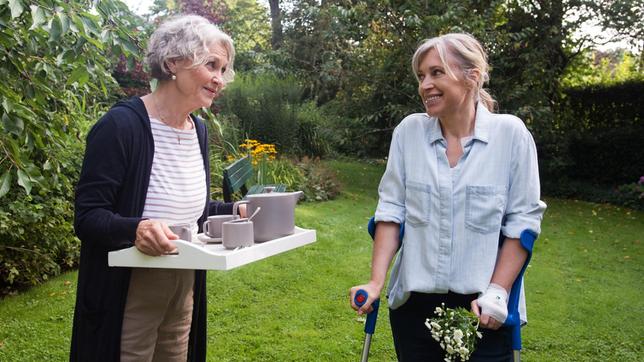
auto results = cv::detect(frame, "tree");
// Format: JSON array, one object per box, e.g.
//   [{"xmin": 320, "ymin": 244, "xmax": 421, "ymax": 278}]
[
  {"xmin": 221, "ymin": 0, "xmax": 272, "ymax": 71},
  {"xmin": 268, "ymin": 0, "xmax": 283, "ymax": 49},
  {"xmin": 281, "ymin": 0, "xmax": 506, "ymax": 154},
  {"xmin": 179, "ymin": 0, "xmax": 228, "ymax": 24},
  {"xmin": 0, "ymin": 0, "xmax": 143, "ymax": 294},
  {"xmin": 276, "ymin": 0, "xmax": 642, "ymax": 155}
]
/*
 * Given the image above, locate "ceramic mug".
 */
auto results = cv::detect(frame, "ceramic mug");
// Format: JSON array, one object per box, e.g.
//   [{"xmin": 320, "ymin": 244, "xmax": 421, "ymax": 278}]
[
  {"xmin": 222, "ymin": 220, "xmax": 254, "ymax": 249},
  {"xmin": 203, "ymin": 215, "xmax": 236, "ymax": 238},
  {"xmin": 169, "ymin": 223, "xmax": 192, "ymax": 242}
]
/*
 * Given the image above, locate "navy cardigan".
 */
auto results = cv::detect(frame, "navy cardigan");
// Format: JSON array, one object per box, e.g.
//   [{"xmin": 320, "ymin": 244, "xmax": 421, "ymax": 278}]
[{"xmin": 70, "ymin": 97, "xmax": 232, "ymax": 361}]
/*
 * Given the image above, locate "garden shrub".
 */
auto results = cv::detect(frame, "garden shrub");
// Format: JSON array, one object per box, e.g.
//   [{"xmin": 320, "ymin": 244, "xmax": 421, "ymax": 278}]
[
  {"xmin": 294, "ymin": 102, "xmax": 334, "ymax": 158},
  {"xmin": 613, "ymin": 181, "xmax": 644, "ymax": 210},
  {"xmin": 297, "ymin": 157, "xmax": 341, "ymax": 202},
  {"xmin": 254, "ymin": 156, "xmax": 341, "ymax": 202},
  {"xmin": 559, "ymin": 81, "xmax": 643, "ymax": 130},
  {"xmin": 218, "ymin": 73, "xmax": 303, "ymax": 153},
  {"xmin": 0, "ymin": 126, "xmax": 85, "ymax": 296},
  {"xmin": 567, "ymin": 127, "xmax": 644, "ymax": 185},
  {"xmin": 0, "ymin": 0, "xmax": 142, "ymax": 295},
  {"xmin": 552, "ymin": 81, "xmax": 643, "ymax": 186},
  {"xmin": 0, "ymin": 193, "xmax": 79, "ymax": 296},
  {"xmin": 203, "ymin": 110, "xmax": 245, "ymax": 200},
  {"xmin": 539, "ymin": 80, "xmax": 644, "ymax": 208},
  {"xmin": 541, "ymin": 177, "xmax": 644, "ymax": 211},
  {"xmin": 212, "ymin": 138, "xmax": 341, "ymax": 203}
]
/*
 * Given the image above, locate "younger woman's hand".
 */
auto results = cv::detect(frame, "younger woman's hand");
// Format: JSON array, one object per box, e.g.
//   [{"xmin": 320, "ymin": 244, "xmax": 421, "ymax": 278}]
[
  {"xmin": 134, "ymin": 219, "xmax": 178, "ymax": 256},
  {"xmin": 349, "ymin": 282, "xmax": 382, "ymax": 315},
  {"xmin": 471, "ymin": 283, "xmax": 508, "ymax": 330}
]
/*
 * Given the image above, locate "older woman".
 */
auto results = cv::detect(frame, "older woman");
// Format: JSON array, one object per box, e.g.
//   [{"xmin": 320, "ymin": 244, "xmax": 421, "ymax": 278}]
[
  {"xmin": 350, "ymin": 33, "xmax": 546, "ymax": 361},
  {"xmin": 70, "ymin": 15, "xmax": 243, "ymax": 361}
]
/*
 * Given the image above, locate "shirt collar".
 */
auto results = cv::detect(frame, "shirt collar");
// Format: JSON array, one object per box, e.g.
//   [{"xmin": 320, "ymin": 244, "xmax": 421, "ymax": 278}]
[
  {"xmin": 426, "ymin": 102, "xmax": 492, "ymax": 145},
  {"xmin": 472, "ymin": 103, "xmax": 491, "ymax": 144},
  {"xmin": 427, "ymin": 115, "xmax": 444, "ymax": 144}
]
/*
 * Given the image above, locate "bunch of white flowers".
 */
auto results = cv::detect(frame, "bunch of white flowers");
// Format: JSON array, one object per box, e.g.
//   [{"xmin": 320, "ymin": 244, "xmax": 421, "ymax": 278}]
[{"xmin": 425, "ymin": 303, "xmax": 483, "ymax": 362}]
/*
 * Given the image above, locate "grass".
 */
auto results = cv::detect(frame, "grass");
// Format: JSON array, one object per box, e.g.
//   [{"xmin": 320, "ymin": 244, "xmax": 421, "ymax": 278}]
[{"xmin": 0, "ymin": 159, "xmax": 642, "ymax": 361}]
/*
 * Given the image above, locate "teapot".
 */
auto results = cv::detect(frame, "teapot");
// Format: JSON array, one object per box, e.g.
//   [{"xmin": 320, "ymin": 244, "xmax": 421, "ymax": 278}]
[{"xmin": 235, "ymin": 189, "xmax": 303, "ymax": 242}]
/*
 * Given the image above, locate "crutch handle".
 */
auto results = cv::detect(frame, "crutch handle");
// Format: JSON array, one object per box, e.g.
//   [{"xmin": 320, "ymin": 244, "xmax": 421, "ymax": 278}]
[{"xmin": 354, "ymin": 289, "xmax": 380, "ymax": 334}]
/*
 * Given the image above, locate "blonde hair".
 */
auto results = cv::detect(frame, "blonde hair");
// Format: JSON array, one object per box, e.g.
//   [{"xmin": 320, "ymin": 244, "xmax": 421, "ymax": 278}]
[
  {"xmin": 411, "ymin": 33, "xmax": 496, "ymax": 111},
  {"xmin": 146, "ymin": 14, "xmax": 235, "ymax": 83}
]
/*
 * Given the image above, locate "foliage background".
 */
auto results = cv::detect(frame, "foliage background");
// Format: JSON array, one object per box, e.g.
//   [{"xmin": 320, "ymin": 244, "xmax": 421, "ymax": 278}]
[{"xmin": 0, "ymin": 0, "xmax": 145, "ymax": 294}]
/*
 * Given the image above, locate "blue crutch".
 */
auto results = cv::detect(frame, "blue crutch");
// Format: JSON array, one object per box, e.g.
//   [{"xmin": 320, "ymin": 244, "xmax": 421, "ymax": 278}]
[
  {"xmin": 366, "ymin": 217, "xmax": 536, "ymax": 362},
  {"xmin": 353, "ymin": 289, "xmax": 380, "ymax": 362},
  {"xmin": 500, "ymin": 229, "xmax": 537, "ymax": 362},
  {"xmin": 352, "ymin": 220, "xmax": 403, "ymax": 361}
]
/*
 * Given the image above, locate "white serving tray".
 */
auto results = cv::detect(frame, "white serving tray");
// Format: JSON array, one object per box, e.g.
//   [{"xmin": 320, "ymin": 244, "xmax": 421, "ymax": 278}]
[{"xmin": 108, "ymin": 227, "xmax": 316, "ymax": 271}]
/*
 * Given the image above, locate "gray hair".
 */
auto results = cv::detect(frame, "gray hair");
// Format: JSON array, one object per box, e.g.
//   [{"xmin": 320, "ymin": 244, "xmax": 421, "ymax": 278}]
[
  {"xmin": 411, "ymin": 33, "xmax": 496, "ymax": 112},
  {"xmin": 146, "ymin": 14, "xmax": 235, "ymax": 83}
]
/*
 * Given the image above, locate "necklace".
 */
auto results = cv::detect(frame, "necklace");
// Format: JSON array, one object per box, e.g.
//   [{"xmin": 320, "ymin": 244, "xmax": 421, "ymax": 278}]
[{"xmin": 151, "ymin": 95, "xmax": 192, "ymax": 144}]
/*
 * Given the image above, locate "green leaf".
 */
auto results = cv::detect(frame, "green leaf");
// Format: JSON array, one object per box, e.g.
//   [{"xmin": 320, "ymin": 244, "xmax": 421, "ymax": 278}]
[
  {"xmin": 16, "ymin": 169, "xmax": 32, "ymax": 194},
  {"xmin": 67, "ymin": 67, "xmax": 89, "ymax": 86},
  {"xmin": 58, "ymin": 12, "xmax": 69, "ymax": 35},
  {"xmin": 119, "ymin": 37, "xmax": 139, "ymax": 55},
  {"xmin": 79, "ymin": 13, "xmax": 99, "ymax": 35},
  {"xmin": 2, "ymin": 112, "xmax": 24, "ymax": 135},
  {"xmin": 48, "ymin": 15, "xmax": 62, "ymax": 43},
  {"xmin": 3, "ymin": 137, "xmax": 22, "ymax": 168},
  {"xmin": 71, "ymin": 14, "xmax": 85, "ymax": 35},
  {"xmin": 9, "ymin": 0, "xmax": 24, "ymax": 19},
  {"xmin": 2, "ymin": 98, "xmax": 14, "ymax": 113},
  {"xmin": 81, "ymin": 34, "xmax": 104, "ymax": 50},
  {"xmin": 0, "ymin": 170, "xmax": 11, "ymax": 198},
  {"xmin": 29, "ymin": 5, "xmax": 46, "ymax": 29}
]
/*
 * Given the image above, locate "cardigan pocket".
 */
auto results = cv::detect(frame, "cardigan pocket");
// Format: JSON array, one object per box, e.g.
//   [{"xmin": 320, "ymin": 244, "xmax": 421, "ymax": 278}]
[
  {"xmin": 405, "ymin": 181, "xmax": 431, "ymax": 226},
  {"xmin": 465, "ymin": 185, "xmax": 506, "ymax": 234}
]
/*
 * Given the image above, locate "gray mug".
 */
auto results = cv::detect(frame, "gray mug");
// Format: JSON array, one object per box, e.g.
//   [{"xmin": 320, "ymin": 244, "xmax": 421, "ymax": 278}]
[
  {"xmin": 169, "ymin": 223, "xmax": 192, "ymax": 242},
  {"xmin": 203, "ymin": 215, "xmax": 236, "ymax": 238},
  {"xmin": 222, "ymin": 220, "xmax": 254, "ymax": 249}
]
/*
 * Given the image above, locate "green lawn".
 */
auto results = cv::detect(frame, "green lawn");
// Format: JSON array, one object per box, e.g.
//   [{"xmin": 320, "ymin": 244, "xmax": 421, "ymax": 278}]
[{"xmin": 0, "ymin": 160, "xmax": 642, "ymax": 361}]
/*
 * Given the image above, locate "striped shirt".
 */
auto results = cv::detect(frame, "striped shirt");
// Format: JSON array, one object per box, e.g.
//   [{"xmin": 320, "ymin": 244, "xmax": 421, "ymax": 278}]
[{"xmin": 142, "ymin": 117, "xmax": 207, "ymax": 235}]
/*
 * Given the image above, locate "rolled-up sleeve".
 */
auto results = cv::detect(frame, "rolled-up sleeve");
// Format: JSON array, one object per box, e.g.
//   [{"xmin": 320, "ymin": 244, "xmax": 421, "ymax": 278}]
[
  {"xmin": 502, "ymin": 127, "xmax": 547, "ymax": 238},
  {"xmin": 375, "ymin": 126, "xmax": 406, "ymax": 224}
]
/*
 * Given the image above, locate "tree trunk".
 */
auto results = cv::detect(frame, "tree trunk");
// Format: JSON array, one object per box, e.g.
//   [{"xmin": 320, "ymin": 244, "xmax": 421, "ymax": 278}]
[{"xmin": 269, "ymin": 0, "xmax": 283, "ymax": 49}]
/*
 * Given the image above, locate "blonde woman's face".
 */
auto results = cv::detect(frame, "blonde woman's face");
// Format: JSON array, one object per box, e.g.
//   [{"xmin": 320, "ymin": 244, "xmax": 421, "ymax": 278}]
[{"xmin": 417, "ymin": 48, "xmax": 474, "ymax": 119}]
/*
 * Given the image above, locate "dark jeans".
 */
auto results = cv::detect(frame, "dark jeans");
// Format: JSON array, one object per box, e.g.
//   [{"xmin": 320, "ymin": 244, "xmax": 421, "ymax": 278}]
[{"xmin": 389, "ymin": 292, "xmax": 512, "ymax": 362}]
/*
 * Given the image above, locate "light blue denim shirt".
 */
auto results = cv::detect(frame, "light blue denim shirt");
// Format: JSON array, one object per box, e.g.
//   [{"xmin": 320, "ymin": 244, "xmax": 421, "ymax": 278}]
[{"xmin": 375, "ymin": 104, "xmax": 546, "ymax": 321}]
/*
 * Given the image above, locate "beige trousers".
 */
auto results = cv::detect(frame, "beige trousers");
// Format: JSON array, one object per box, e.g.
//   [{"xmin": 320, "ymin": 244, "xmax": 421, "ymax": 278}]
[{"xmin": 121, "ymin": 268, "xmax": 195, "ymax": 362}]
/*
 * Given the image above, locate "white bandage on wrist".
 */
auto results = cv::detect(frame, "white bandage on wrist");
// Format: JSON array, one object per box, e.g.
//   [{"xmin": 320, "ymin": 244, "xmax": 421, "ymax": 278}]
[{"xmin": 477, "ymin": 283, "xmax": 509, "ymax": 323}]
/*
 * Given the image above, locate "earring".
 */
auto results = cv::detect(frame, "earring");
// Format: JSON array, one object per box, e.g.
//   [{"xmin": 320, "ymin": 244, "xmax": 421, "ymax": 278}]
[{"xmin": 171, "ymin": 74, "xmax": 176, "ymax": 80}]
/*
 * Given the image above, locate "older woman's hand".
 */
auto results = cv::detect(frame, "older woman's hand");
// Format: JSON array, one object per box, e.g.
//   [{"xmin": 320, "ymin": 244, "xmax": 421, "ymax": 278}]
[
  {"xmin": 135, "ymin": 220, "xmax": 178, "ymax": 256},
  {"xmin": 238, "ymin": 203, "xmax": 248, "ymax": 218}
]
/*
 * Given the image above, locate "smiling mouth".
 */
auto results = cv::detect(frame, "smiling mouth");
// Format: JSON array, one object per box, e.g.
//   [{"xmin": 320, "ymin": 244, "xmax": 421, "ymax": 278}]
[
  {"xmin": 204, "ymin": 86, "xmax": 217, "ymax": 95},
  {"xmin": 423, "ymin": 95, "xmax": 441, "ymax": 104}
]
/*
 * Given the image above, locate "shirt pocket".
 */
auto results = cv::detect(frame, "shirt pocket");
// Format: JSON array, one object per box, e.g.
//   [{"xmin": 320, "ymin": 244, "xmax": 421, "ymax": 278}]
[
  {"xmin": 405, "ymin": 181, "xmax": 431, "ymax": 226},
  {"xmin": 465, "ymin": 185, "xmax": 506, "ymax": 234}
]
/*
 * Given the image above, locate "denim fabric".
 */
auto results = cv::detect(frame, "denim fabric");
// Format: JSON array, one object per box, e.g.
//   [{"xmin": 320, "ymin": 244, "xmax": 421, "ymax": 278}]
[{"xmin": 375, "ymin": 104, "xmax": 546, "ymax": 323}]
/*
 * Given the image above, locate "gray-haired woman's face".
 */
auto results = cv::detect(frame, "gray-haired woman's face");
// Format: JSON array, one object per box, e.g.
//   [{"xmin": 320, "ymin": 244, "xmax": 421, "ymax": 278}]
[{"xmin": 168, "ymin": 42, "xmax": 229, "ymax": 110}]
